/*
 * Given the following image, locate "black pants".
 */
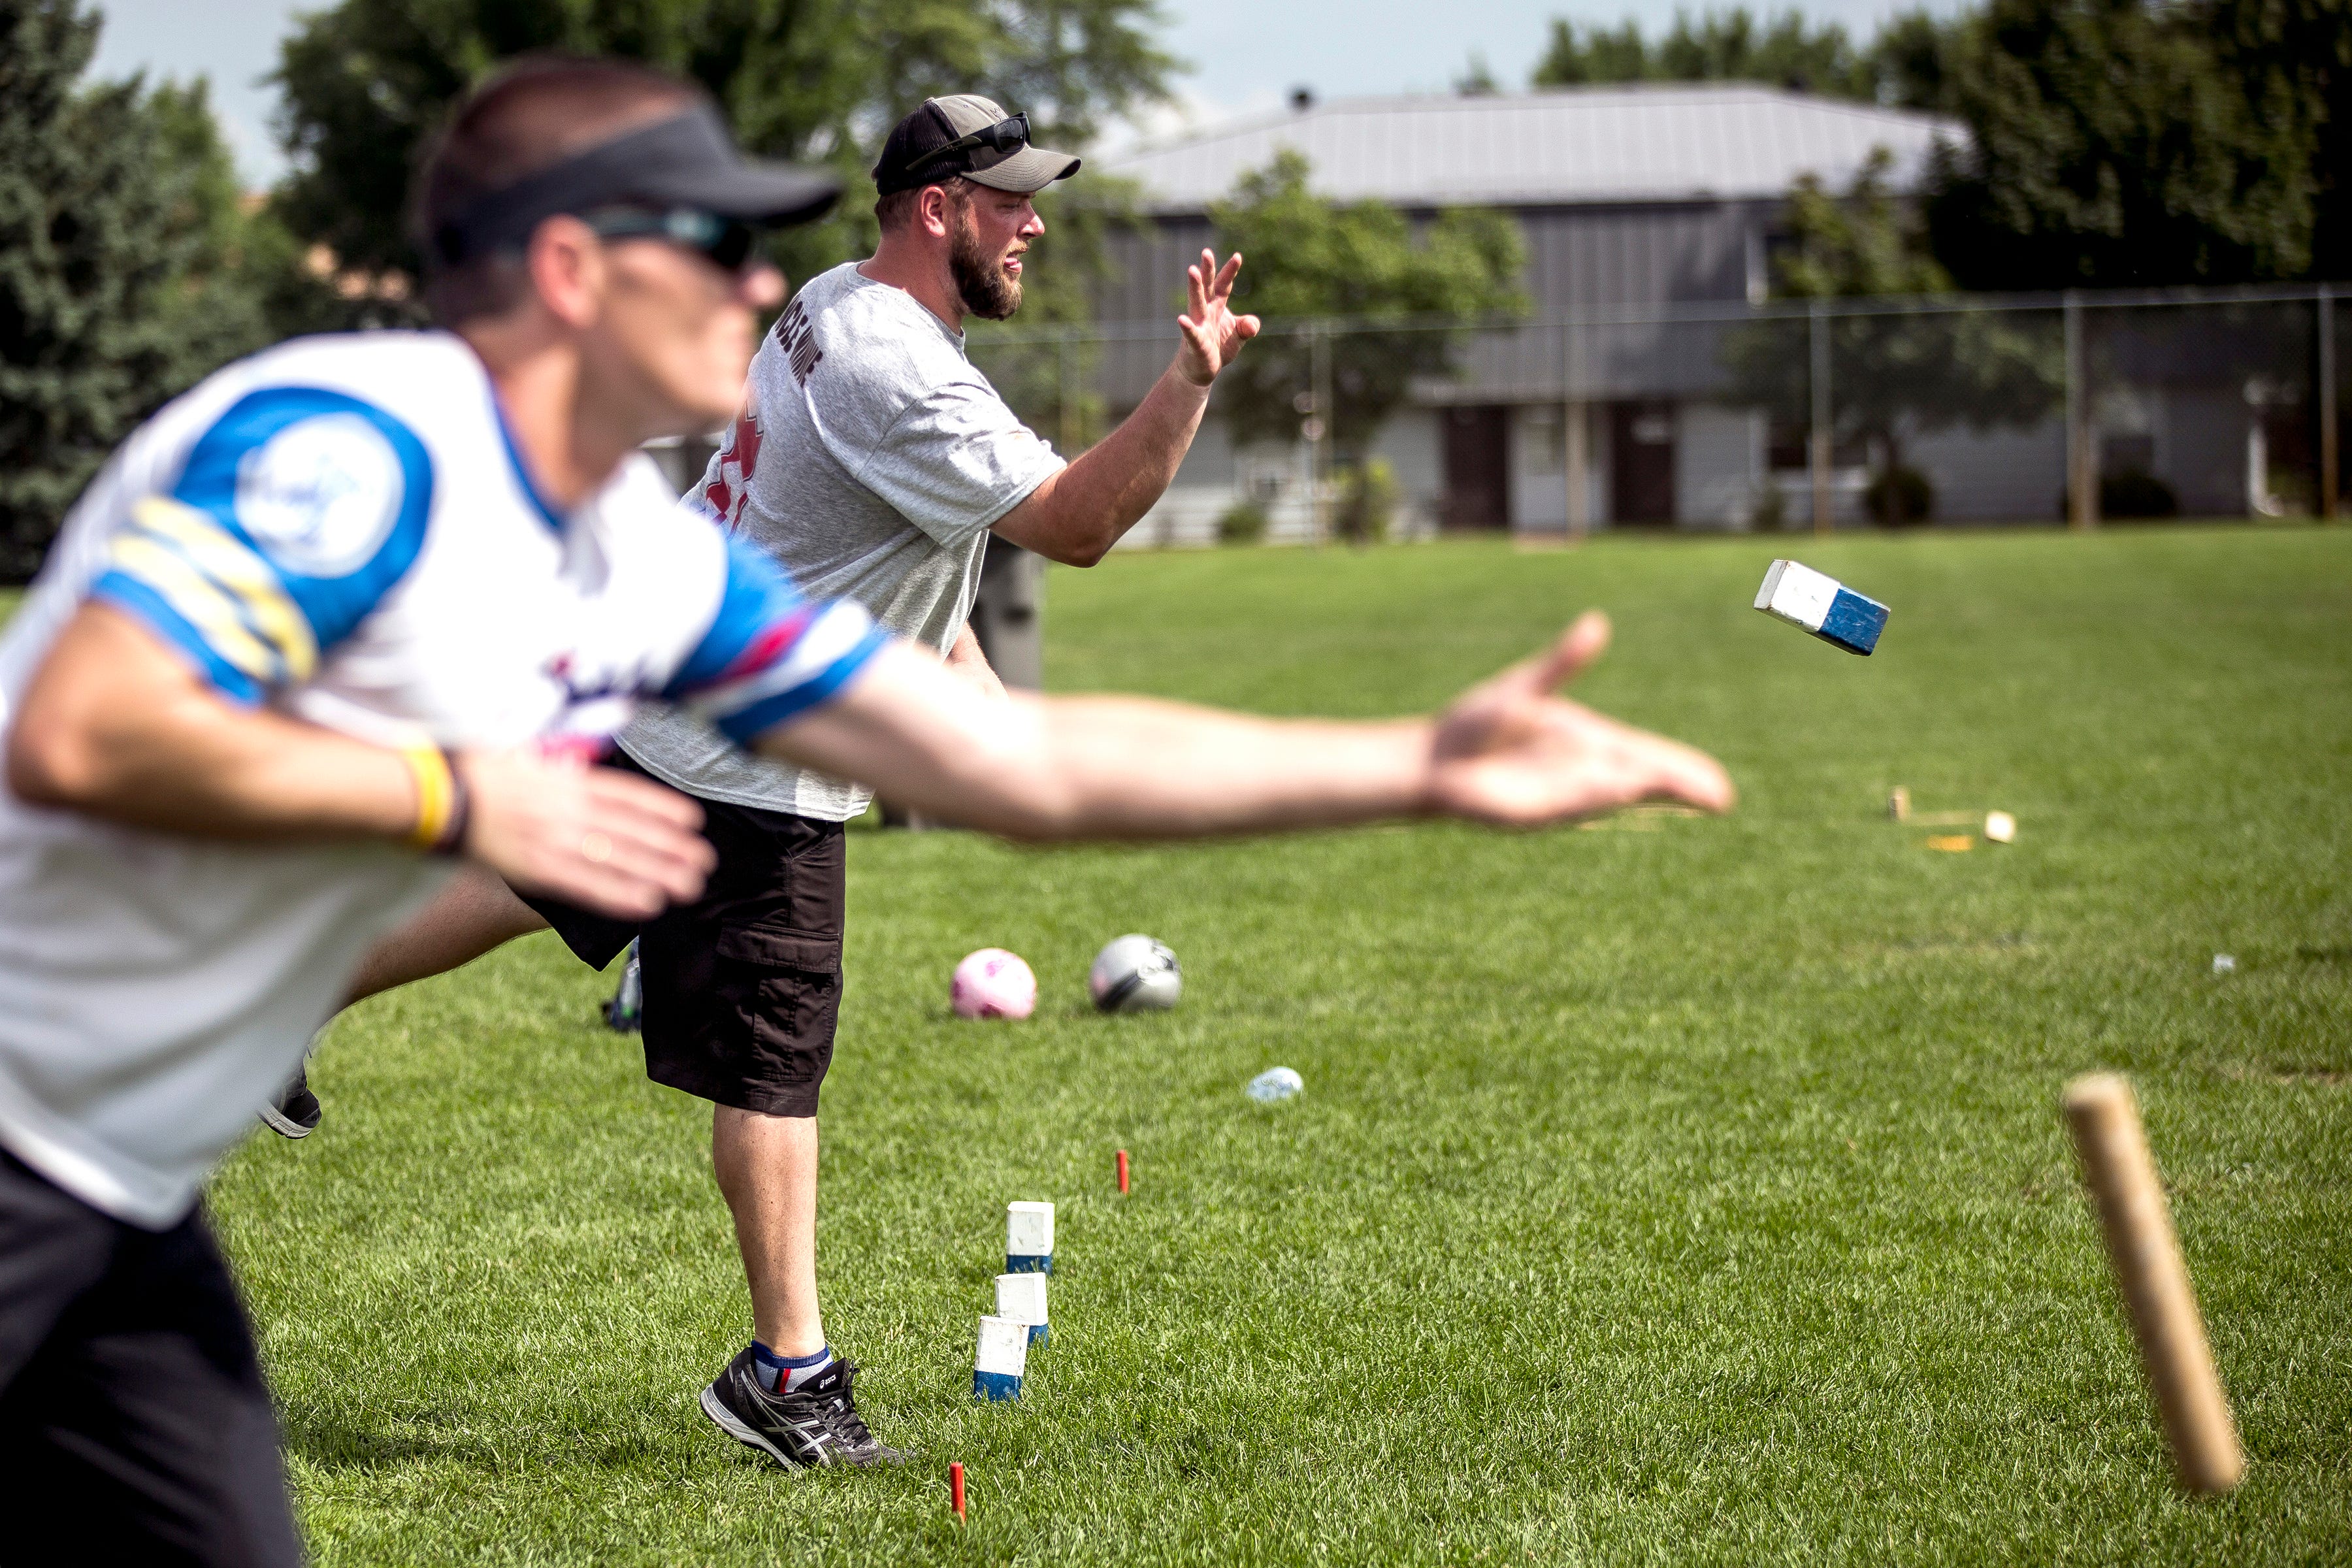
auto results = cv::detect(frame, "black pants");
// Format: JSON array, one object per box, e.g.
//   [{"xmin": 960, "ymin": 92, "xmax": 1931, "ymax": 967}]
[{"xmin": 0, "ymin": 1152, "xmax": 301, "ymax": 1567}]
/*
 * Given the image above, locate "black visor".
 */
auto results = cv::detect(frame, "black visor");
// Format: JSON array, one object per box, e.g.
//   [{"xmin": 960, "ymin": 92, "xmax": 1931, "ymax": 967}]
[{"xmin": 430, "ymin": 106, "xmax": 839, "ymax": 268}]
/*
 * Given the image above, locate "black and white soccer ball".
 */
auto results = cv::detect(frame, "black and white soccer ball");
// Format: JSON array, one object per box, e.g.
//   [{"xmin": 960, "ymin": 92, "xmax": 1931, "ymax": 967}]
[{"xmin": 1088, "ymin": 934, "xmax": 1181, "ymax": 1013}]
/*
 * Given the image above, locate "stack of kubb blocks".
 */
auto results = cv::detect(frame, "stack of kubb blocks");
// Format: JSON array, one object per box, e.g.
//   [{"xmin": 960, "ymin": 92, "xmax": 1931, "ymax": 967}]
[{"xmin": 974, "ymin": 1201, "xmax": 1052, "ymax": 1399}]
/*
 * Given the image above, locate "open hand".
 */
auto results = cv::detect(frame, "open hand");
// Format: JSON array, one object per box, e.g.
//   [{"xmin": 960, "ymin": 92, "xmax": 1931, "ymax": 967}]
[
  {"xmin": 1424, "ymin": 613, "xmax": 1736, "ymax": 825},
  {"xmin": 1175, "ymin": 250, "xmax": 1260, "ymax": 386},
  {"xmin": 456, "ymin": 748, "xmax": 715, "ymax": 918}
]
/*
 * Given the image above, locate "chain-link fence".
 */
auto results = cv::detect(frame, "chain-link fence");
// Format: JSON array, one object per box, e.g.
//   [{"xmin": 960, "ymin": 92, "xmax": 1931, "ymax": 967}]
[{"xmin": 966, "ymin": 283, "xmax": 2350, "ymax": 546}]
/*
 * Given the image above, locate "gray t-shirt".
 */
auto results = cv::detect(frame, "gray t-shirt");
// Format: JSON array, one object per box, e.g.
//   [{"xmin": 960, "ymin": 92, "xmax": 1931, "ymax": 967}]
[{"xmin": 621, "ymin": 262, "xmax": 1065, "ymax": 818}]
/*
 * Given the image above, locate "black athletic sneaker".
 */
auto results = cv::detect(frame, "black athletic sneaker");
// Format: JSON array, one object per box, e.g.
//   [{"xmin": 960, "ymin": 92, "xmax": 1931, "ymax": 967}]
[
  {"xmin": 602, "ymin": 939, "xmax": 642, "ymax": 1032},
  {"xmin": 259, "ymin": 1065, "xmax": 322, "ymax": 1139},
  {"xmin": 698, "ymin": 1350, "xmax": 904, "ymax": 1469}
]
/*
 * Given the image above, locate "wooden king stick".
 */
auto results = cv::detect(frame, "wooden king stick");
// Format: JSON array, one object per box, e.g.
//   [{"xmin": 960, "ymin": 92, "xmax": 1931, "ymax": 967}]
[{"xmin": 2063, "ymin": 1073, "xmax": 2246, "ymax": 1494}]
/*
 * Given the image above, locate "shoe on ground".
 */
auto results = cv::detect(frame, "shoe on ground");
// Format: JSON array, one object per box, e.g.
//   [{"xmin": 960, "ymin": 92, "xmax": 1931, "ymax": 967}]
[
  {"xmin": 699, "ymin": 1350, "xmax": 904, "ymax": 1469},
  {"xmin": 259, "ymin": 1065, "xmax": 322, "ymax": 1139}
]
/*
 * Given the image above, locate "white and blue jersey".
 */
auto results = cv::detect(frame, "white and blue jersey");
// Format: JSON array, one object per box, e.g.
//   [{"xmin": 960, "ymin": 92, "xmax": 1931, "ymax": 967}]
[{"xmin": 0, "ymin": 331, "xmax": 885, "ymax": 1228}]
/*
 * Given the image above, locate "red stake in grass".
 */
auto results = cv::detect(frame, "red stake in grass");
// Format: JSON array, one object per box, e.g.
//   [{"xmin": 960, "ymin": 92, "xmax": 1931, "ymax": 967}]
[
  {"xmin": 949, "ymin": 1461, "xmax": 967, "ymax": 1522},
  {"xmin": 1116, "ymin": 1149, "xmax": 1130, "ymax": 1194}
]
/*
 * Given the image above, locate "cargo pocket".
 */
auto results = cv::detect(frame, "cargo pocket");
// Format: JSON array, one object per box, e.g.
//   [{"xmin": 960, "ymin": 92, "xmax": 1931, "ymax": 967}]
[{"xmin": 711, "ymin": 924, "xmax": 843, "ymax": 1109}]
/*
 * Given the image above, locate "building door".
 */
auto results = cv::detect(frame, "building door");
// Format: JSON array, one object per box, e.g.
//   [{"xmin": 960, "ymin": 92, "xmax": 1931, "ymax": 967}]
[
  {"xmin": 1441, "ymin": 405, "xmax": 1511, "ymax": 529},
  {"xmin": 1609, "ymin": 401, "xmax": 1676, "ymax": 524}
]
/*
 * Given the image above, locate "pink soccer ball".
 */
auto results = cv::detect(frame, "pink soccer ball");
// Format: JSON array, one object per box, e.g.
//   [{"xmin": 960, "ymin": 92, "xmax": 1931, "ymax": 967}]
[{"xmin": 951, "ymin": 948, "xmax": 1036, "ymax": 1020}]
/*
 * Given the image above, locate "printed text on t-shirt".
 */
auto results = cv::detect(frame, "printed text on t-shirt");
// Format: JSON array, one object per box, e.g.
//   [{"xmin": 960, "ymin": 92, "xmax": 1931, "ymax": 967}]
[{"xmin": 778, "ymin": 297, "xmax": 822, "ymax": 385}]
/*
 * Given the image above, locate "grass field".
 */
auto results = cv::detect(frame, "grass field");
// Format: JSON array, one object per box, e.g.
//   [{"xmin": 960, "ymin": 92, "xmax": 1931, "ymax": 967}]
[{"xmin": 199, "ymin": 526, "xmax": 2351, "ymax": 1564}]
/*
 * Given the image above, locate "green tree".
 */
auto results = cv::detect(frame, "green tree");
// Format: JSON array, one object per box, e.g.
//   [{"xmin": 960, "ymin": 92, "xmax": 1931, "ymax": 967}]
[
  {"xmin": 1205, "ymin": 152, "xmax": 1525, "ymax": 466},
  {"xmin": 2204, "ymin": 0, "xmax": 2352, "ymax": 280},
  {"xmin": 1533, "ymin": 9, "xmax": 1873, "ymax": 98},
  {"xmin": 1867, "ymin": 8, "xmax": 1966, "ymax": 112},
  {"xmin": 268, "ymin": 0, "xmax": 1177, "ymax": 299},
  {"xmin": 1454, "ymin": 52, "xmax": 1502, "ymax": 96},
  {"xmin": 1530, "ymin": 16, "xmax": 1663, "ymax": 87},
  {"xmin": 1723, "ymin": 149, "xmax": 2061, "ymax": 519},
  {"xmin": 1529, "ymin": 7, "xmax": 1977, "ymax": 111},
  {"xmin": 145, "ymin": 79, "xmax": 300, "ymax": 357},
  {"xmin": 0, "ymin": 2, "xmax": 278, "ymax": 577},
  {"xmin": 1922, "ymin": 0, "xmax": 2312, "ymax": 287}
]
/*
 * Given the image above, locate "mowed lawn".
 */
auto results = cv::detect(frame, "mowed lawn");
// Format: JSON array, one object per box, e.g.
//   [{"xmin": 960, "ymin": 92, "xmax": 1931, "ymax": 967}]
[{"xmin": 191, "ymin": 527, "xmax": 2348, "ymax": 1564}]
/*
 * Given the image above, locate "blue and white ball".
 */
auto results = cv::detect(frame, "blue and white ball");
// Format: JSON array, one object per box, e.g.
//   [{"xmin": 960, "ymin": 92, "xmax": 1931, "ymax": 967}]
[{"xmin": 1089, "ymin": 934, "xmax": 1181, "ymax": 1013}]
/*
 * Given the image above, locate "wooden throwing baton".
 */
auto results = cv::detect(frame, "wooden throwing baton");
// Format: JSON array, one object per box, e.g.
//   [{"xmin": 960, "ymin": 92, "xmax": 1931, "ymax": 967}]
[{"xmin": 2063, "ymin": 1072, "xmax": 2244, "ymax": 1494}]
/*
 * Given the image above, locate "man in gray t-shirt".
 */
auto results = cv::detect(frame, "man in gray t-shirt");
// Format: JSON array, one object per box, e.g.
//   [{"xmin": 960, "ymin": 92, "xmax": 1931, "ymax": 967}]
[
  {"xmin": 284, "ymin": 93, "xmax": 1262, "ymax": 1469},
  {"xmin": 594, "ymin": 94, "xmax": 1259, "ymax": 1459},
  {"xmin": 625, "ymin": 93, "xmax": 1255, "ymax": 819},
  {"xmin": 619, "ymin": 251, "xmax": 1067, "ymax": 817}
]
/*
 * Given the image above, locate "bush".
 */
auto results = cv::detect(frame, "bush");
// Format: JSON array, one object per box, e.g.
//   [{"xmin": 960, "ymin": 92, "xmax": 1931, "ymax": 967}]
[
  {"xmin": 1865, "ymin": 463, "xmax": 1935, "ymax": 526},
  {"xmin": 1217, "ymin": 499, "xmax": 1270, "ymax": 545},
  {"xmin": 1750, "ymin": 481, "xmax": 1789, "ymax": 532},
  {"xmin": 1335, "ymin": 459, "xmax": 1399, "ymax": 546},
  {"xmin": 2100, "ymin": 468, "xmax": 2180, "ymax": 519}
]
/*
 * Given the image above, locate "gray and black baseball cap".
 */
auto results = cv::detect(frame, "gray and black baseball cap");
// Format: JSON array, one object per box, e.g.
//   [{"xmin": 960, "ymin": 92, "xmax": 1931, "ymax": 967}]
[{"xmin": 872, "ymin": 95, "xmax": 1081, "ymax": 197}]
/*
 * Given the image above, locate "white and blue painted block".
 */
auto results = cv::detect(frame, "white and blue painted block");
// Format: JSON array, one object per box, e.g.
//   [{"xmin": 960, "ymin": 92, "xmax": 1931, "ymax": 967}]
[
  {"xmin": 1005, "ymin": 1200, "xmax": 1053, "ymax": 1275},
  {"xmin": 996, "ymin": 1272, "xmax": 1049, "ymax": 1348},
  {"xmin": 973, "ymin": 1314, "xmax": 1028, "ymax": 1401},
  {"xmin": 1754, "ymin": 559, "xmax": 1889, "ymax": 656}
]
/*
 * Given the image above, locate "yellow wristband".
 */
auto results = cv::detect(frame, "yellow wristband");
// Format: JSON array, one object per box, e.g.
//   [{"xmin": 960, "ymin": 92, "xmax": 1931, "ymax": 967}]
[{"xmin": 402, "ymin": 744, "xmax": 455, "ymax": 852}]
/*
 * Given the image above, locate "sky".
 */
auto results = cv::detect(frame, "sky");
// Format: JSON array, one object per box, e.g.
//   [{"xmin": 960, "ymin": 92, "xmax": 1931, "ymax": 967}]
[{"xmin": 89, "ymin": 0, "xmax": 1963, "ymax": 188}]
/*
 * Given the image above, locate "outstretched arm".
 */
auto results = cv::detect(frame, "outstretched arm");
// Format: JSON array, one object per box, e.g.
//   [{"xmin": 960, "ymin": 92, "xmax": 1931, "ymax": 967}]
[
  {"xmin": 760, "ymin": 611, "xmax": 1733, "ymax": 840},
  {"xmin": 991, "ymin": 251, "xmax": 1260, "ymax": 566}
]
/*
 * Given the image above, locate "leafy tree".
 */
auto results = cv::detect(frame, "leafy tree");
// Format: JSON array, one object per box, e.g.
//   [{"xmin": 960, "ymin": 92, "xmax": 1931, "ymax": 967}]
[
  {"xmin": 145, "ymin": 79, "xmax": 304, "ymax": 355},
  {"xmin": 1723, "ymin": 149, "xmax": 2061, "ymax": 517},
  {"xmin": 1533, "ymin": 9, "xmax": 1872, "ymax": 99},
  {"xmin": 1922, "ymin": 0, "xmax": 2312, "ymax": 287},
  {"xmin": 1867, "ymin": 8, "xmax": 1967, "ymax": 112},
  {"xmin": 1530, "ymin": 16, "xmax": 1665, "ymax": 88},
  {"xmin": 2204, "ymin": 0, "xmax": 2352, "ymax": 280},
  {"xmin": 1454, "ymin": 53, "xmax": 1502, "ymax": 97},
  {"xmin": 1205, "ymin": 152, "xmax": 1525, "ymax": 465},
  {"xmin": 1528, "ymin": 7, "xmax": 1978, "ymax": 111},
  {"xmin": 0, "ymin": 1, "xmax": 278, "ymax": 577},
  {"xmin": 268, "ymin": 0, "xmax": 1177, "ymax": 299},
  {"xmin": 1771, "ymin": 150, "xmax": 1954, "ymax": 301}
]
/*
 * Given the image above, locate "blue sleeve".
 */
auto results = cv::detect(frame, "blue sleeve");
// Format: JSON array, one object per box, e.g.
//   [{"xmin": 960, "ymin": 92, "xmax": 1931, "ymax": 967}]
[
  {"xmin": 89, "ymin": 386, "xmax": 433, "ymax": 701},
  {"xmin": 666, "ymin": 532, "xmax": 888, "ymax": 743}
]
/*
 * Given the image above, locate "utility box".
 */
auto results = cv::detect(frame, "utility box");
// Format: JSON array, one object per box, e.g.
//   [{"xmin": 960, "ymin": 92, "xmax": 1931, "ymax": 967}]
[{"xmin": 970, "ymin": 536, "xmax": 1044, "ymax": 691}]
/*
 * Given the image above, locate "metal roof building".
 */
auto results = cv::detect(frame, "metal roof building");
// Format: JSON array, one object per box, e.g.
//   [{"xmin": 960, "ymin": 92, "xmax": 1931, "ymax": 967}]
[
  {"xmin": 1100, "ymin": 85, "xmax": 1957, "ymax": 215},
  {"xmin": 1044, "ymin": 87, "xmax": 2008, "ymax": 539},
  {"xmin": 1092, "ymin": 85, "xmax": 1958, "ymax": 327}
]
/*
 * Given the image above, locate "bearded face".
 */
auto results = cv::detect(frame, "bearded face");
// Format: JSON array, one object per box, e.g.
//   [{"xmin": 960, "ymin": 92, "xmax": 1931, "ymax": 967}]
[{"xmin": 949, "ymin": 195, "xmax": 1024, "ymax": 321}]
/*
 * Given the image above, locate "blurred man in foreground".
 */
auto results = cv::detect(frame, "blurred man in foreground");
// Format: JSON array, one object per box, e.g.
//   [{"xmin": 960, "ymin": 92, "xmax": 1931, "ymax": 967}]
[{"xmin": 0, "ymin": 54, "xmax": 1731, "ymax": 1560}]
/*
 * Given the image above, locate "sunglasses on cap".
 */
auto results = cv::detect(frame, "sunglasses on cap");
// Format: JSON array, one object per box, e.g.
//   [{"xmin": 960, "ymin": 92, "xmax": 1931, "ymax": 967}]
[
  {"xmin": 905, "ymin": 110, "xmax": 1032, "ymax": 176},
  {"xmin": 582, "ymin": 207, "xmax": 763, "ymax": 273}
]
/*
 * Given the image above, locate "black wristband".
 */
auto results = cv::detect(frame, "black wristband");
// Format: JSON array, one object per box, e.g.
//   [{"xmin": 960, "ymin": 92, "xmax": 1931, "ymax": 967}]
[{"xmin": 432, "ymin": 749, "xmax": 471, "ymax": 856}]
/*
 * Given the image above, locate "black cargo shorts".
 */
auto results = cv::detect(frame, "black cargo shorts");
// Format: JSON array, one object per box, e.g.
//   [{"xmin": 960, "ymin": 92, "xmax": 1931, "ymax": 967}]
[{"xmin": 521, "ymin": 754, "xmax": 846, "ymax": 1118}]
